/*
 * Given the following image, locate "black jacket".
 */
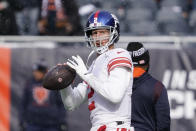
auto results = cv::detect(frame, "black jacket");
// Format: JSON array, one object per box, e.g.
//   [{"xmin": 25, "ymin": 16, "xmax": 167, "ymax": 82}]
[
  {"xmin": 0, "ymin": 0, "xmax": 18, "ymax": 35},
  {"xmin": 131, "ymin": 72, "xmax": 170, "ymax": 131},
  {"xmin": 20, "ymin": 77, "xmax": 67, "ymax": 127}
]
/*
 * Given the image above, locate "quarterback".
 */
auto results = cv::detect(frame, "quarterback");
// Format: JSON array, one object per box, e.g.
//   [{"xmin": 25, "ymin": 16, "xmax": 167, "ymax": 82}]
[{"xmin": 60, "ymin": 10, "xmax": 134, "ymax": 131}]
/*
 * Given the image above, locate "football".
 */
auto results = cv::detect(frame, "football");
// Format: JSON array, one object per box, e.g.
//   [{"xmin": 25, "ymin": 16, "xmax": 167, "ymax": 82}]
[{"xmin": 43, "ymin": 64, "xmax": 76, "ymax": 90}]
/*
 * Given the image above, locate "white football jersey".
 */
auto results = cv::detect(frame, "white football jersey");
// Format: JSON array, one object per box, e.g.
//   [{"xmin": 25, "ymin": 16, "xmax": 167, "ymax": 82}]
[{"xmin": 87, "ymin": 48, "xmax": 133, "ymax": 126}]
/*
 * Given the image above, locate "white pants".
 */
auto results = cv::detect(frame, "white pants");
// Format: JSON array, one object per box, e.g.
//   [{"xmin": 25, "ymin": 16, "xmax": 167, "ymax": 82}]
[{"xmin": 90, "ymin": 122, "xmax": 134, "ymax": 131}]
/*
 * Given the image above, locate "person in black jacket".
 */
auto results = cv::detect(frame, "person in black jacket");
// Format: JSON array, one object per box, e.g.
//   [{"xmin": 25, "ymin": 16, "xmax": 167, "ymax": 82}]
[
  {"xmin": 0, "ymin": 0, "xmax": 19, "ymax": 35},
  {"xmin": 20, "ymin": 60, "xmax": 67, "ymax": 131},
  {"xmin": 127, "ymin": 42, "xmax": 170, "ymax": 131}
]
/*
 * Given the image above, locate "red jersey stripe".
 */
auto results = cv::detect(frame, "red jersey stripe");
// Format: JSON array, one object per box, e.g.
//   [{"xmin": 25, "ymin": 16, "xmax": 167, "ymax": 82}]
[
  {"xmin": 88, "ymin": 101, "xmax": 95, "ymax": 111},
  {"xmin": 121, "ymin": 128, "xmax": 127, "ymax": 131},
  {"xmin": 108, "ymin": 57, "xmax": 130, "ymax": 65},
  {"xmin": 108, "ymin": 59, "xmax": 132, "ymax": 72},
  {"xmin": 97, "ymin": 125, "xmax": 106, "ymax": 131},
  {"xmin": 88, "ymin": 88, "xmax": 94, "ymax": 99}
]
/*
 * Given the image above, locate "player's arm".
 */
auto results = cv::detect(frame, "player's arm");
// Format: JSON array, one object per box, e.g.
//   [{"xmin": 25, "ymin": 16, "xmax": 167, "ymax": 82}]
[
  {"xmin": 155, "ymin": 83, "xmax": 171, "ymax": 131},
  {"xmin": 67, "ymin": 55, "xmax": 133, "ymax": 103},
  {"xmin": 60, "ymin": 81, "xmax": 88, "ymax": 111},
  {"xmin": 87, "ymin": 67, "xmax": 132, "ymax": 103}
]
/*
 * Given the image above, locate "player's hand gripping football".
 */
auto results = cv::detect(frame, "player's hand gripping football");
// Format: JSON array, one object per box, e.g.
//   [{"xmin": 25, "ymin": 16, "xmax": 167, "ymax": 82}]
[{"xmin": 66, "ymin": 55, "xmax": 88, "ymax": 81}]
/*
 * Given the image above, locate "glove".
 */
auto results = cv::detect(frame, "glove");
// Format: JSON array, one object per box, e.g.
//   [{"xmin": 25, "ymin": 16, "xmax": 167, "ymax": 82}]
[
  {"xmin": 67, "ymin": 55, "xmax": 100, "ymax": 94},
  {"xmin": 66, "ymin": 55, "xmax": 89, "ymax": 81}
]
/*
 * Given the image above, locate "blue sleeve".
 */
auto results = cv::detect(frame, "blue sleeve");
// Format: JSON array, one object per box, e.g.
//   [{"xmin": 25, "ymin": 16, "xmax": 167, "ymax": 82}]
[{"xmin": 155, "ymin": 84, "xmax": 171, "ymax": 131}]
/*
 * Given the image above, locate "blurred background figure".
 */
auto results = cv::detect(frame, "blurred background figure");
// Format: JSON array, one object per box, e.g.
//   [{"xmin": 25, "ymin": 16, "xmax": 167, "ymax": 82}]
[
  {"xmin": 38, "ymin": 0, "xmax": 83, "ymax": 36},
  {"xmin": 0, "ymin": 0, "xmax": 19, "ymax": 35},
  {"xmin": 15, "ymin": 0, "xmax": 41, "ymax": 35},
  {"xmin": 19, "ymin": 59, "xmax": 67, "ymax": 131},
  {"xmin": 127, "ymin": 42, "xmax": 170, "ymax": 131}
]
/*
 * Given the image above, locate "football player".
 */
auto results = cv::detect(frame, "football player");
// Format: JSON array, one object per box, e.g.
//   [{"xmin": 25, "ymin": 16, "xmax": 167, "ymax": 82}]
[{"xmin": 60, "ymin": 10, "xmax": 134, "ymax": 131}]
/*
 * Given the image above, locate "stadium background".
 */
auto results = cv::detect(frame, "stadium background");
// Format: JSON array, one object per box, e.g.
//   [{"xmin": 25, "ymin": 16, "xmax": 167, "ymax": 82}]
[
  {"xmin": 1, "ymin": 0, "xmax": 196, "ymax": 131},
  {"xmin": 1, "ymin": 36, "xmax": 196, "ymax": 131}
]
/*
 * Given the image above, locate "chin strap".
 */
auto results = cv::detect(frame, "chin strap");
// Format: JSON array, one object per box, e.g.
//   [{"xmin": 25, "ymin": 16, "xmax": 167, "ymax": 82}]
[{"xmin": 86, "ymin": 50, "xmax": 95, "ymax": 68}]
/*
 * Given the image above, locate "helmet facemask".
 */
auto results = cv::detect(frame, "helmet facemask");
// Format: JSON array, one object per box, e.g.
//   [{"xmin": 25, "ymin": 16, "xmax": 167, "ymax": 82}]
[{"xmin": 85, "ymin": 26, "xmax": 118, "ymax": 54}]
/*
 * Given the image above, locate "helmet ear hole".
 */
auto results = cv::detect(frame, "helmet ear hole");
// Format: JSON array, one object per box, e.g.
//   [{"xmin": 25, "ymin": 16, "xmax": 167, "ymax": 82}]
[{"xmin": 86, "ymin": 30, "xmax": 92, "ymax": 37}]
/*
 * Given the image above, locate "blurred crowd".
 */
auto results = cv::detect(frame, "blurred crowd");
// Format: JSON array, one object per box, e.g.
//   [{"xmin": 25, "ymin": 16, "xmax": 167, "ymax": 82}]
[
  {"xmin": 0, "ymin": 0, "xmax": 196, "ymax": 36},
  {"xmin": 79, "ymin": 0, "xmax": 196, "ymax": 36},
  {"xmin": 0, "ymin": 0, "xmax": 83, "ymax": 36}
]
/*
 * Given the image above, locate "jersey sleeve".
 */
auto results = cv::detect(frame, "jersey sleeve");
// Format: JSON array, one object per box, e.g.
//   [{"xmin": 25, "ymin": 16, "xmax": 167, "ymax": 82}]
[
  {"xmin": 85, "ymin": 67, "xmax": 132, "ymax": 103},
  {"xmin": 107, "ymin": 49, "xmax": 132, "ymax": 73},
  {"xmin": 60, "ymin": 81, "xmax": 88, "ymax": 111}
]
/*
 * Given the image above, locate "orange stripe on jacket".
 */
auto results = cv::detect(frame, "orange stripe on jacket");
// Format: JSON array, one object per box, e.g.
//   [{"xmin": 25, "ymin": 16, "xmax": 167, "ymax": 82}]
[{"xmin": 0, "ymin": 47, "xmax": 11, "ymax": 131}]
